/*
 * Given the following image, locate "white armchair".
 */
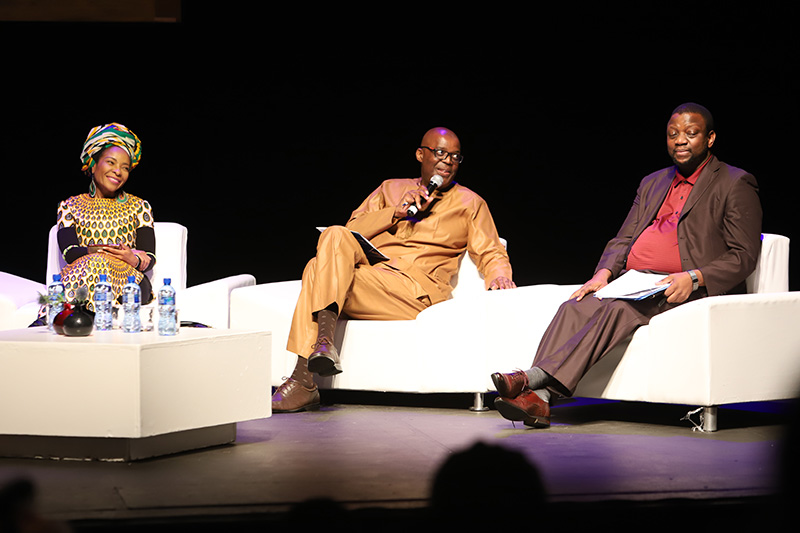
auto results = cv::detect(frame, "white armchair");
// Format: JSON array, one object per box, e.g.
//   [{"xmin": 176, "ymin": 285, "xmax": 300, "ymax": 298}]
[{"xmin": 0, "ymin": 222, "xmax": 255, "ymax": 330}]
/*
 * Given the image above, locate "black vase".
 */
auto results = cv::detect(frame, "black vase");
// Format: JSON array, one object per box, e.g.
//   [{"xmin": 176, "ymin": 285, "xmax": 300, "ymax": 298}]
[{"xmin": 62, "ymin": 304, "xmax": 95, "ymax": 337}]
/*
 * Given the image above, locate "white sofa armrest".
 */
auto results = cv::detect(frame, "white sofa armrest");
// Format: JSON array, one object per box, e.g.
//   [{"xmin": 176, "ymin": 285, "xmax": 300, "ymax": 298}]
[
  {"xmin": 0, "ymin": 272, "xmax": 46, "ymax": 309},
  {"xmin": 0, "ymin": 298, "xmax": 40, "ymax": 330},
  {"xmin": 0, "ymin": 272, "xmax": 46, "ymax": 331},
  {"xmin": 747, "ymin": 233, "xmax": 789, "ymax": 293},
  {"xmin": 230, "ymin": 281, "xmax": 303, "ymax": 383},
  {"xmin": 179, "ymin": 274, "xmax": 256, "ymax": 329},
  {"xmin": 638, "ymin": 291, "xmax": 800, "ymax": 406}
]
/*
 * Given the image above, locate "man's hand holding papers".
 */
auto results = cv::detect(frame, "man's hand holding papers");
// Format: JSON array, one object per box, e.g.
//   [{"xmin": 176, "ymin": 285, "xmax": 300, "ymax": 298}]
[{"xmin": 593, "ymin": 270, "xmax": 669, "ymax": 301}]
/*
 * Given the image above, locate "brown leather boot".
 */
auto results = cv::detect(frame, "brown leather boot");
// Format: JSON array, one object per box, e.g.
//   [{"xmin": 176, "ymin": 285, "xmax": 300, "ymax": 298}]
[
  {"xmin": 272, "ymin": 357, "xmax": 320, "ymax": 413},
  {"xmin": 307, "ymin": 309, "xmax": 342, "ymax": 377},
  {"xmin": 494, "ymin": 389, "xmax": 551, "ymax": 428}
]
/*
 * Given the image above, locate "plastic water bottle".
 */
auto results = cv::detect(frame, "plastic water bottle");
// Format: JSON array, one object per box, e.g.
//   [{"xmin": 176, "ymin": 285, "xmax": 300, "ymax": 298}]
[
  {"xmin": 46, "ymin": 274, "xmax": 65, "ymax": 331},
  {"xmin": 93, "ymin": 273, "xmax": 113, "ymax": 331},
  {"xmin": 157, "ymin": 278, "xmax": 178, "ymax": 336},
  {"xmin": 121, "ymin": 276, "xmax": 141, "ymax": 333}
]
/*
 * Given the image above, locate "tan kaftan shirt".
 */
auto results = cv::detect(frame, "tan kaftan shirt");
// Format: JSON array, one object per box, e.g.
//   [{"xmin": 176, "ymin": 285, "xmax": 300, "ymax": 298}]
[{"xmin": 346, "ymin": 178, "xmax": 512, "ymax": 304}]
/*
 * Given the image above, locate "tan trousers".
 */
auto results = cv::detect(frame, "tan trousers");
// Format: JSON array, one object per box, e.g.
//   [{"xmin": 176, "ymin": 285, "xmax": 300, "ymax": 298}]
[{"xmin": 286, "ymin": 226, "xmax": 432, "ymax": 358}]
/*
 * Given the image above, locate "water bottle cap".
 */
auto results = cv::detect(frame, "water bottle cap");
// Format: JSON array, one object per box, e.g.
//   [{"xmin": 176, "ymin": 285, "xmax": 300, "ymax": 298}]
[
  {"xmin": 127, "ymin": 276, "xmax": 136, "ymax": 282},
  {"xmin": 164, "ymin": 278, "xmax": 171, "ymax": 284},
  {"xmin": 53, "ymin": 274, "xmax": 61, "ymax": 281},
  {"xmin": 99, "ymin": 274, "xmax": 107, "ymax": 281}
]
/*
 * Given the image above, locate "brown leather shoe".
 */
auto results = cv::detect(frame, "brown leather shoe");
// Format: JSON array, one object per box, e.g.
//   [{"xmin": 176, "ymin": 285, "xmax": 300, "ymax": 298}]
[
  {"xmin": 272, "ymin": 378, "xmax": 321, "ymax": 413},
  {"xmin": 491, "ymin": 370, "xmax": 529, "ymax": 399},
  {"xmin": 494, "ymin": 389, "xmax": 550, "ymax": 428},
  {"xmin": 307, "ymin": 338, "xmax": 342, "ymax": 377}
]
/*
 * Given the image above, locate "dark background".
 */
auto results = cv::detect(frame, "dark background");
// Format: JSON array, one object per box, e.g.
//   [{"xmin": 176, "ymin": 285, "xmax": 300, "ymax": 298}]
[{"xmin": 2, "ymin": 4, "xmax": 798, "ymax": 291}]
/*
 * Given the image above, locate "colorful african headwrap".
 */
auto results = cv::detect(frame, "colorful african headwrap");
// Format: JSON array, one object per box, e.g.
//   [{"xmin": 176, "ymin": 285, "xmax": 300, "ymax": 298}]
[{"xmin": 80, "ymin": 123, "xmax": 142, "ymax": 173}]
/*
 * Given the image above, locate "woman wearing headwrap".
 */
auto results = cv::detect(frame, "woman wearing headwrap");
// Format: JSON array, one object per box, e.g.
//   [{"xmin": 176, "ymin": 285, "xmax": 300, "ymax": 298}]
[{"xmin": 55, "ymin": 122, "xmax": 156, "ymax": 308}]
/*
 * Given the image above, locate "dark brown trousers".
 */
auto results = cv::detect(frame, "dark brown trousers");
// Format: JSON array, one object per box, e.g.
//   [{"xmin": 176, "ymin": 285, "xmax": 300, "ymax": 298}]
[{"xmin": 533, "ymin": 290, "xmax": 706, "ymax": 396}]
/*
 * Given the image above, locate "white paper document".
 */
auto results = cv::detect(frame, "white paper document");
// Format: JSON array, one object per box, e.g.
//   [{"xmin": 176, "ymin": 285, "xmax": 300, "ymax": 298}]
[{"xmin": 593, "ymin": 270, "xmax": 669, "ymax": 300}]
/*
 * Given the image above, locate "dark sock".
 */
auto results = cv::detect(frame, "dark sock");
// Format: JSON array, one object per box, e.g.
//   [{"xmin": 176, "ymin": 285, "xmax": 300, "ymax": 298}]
[{"xmin": 291, "ymin": 357, "xmax": 315, "ymax": 388}]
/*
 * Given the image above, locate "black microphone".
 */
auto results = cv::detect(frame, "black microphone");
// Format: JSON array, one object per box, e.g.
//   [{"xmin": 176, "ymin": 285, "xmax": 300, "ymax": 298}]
[{"xmin": 407, "ymin": 175, "xmax": 444, "ymax": 217}]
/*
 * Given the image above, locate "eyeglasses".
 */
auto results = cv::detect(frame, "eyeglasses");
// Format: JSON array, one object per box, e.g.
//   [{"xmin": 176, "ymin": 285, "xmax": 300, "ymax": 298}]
[{"xmin": 420, "ymin": 146, "xmax": 464, "ymax": 164}]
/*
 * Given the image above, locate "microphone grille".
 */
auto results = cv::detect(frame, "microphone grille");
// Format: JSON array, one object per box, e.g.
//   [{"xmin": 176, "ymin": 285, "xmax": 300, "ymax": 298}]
[{"xmin": 430, "ymin": 174, "xmax": 444, "ymax": 187}]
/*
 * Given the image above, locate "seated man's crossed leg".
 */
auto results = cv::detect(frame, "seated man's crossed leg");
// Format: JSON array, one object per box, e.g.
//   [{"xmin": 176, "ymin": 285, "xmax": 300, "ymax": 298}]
[
  {"xmin": 272, "ymin": 226, "xmax": 431, "ymax": 412},
  {"xmin": 492, "ymin": 295, "xmax": 681, "ymax": 428}
]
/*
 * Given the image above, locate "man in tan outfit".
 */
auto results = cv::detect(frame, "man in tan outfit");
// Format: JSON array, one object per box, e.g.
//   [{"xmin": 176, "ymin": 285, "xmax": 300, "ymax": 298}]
[{"xmin": 273, "ymin": 127, "xmax": 516, "ymax": 412}]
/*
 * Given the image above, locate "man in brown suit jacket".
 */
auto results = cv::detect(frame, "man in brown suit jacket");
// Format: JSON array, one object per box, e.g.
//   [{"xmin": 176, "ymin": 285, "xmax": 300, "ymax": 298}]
[{"xmin": 491, "ymin": 103, "xmax": 763, "ymax": 428}]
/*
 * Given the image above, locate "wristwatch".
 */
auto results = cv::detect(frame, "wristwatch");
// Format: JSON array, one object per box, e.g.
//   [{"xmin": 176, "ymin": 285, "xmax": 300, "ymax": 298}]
[{"xmin": 688, "ymin": 270, "xmax": 699, "ymax": 291}]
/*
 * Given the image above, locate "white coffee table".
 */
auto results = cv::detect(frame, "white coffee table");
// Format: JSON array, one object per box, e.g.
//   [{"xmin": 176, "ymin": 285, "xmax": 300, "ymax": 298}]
[{"xmin": 0, "ymin": 326, "xmax": 271, "ymax": 461}]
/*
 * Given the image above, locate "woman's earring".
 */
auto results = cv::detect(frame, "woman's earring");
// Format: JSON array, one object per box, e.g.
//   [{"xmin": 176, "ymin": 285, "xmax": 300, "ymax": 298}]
[{"xmin": 88, "ymin": 180, "xmax": 96, "ymax": 197}]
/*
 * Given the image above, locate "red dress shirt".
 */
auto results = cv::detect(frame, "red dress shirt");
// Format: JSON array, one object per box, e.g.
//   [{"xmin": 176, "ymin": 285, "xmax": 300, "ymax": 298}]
[{"xmin": 626, "ymin": 157, "xmax": 710, "ymax": 273}]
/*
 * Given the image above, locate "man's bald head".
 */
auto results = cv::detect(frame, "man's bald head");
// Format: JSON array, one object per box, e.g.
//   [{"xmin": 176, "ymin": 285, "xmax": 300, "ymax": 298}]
[{"xmin": 420, "ymin": 127, "xmax": 460, "ymax": 147}]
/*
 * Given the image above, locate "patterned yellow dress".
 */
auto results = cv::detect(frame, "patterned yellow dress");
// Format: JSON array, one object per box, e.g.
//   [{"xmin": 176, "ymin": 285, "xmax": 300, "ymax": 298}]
[{"xmin": 56, "ymin": 193, "xmax": 155, "ymax": 309}]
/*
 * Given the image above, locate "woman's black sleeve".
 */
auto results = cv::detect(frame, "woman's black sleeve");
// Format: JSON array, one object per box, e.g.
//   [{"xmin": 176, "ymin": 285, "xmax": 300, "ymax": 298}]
[
  {"xmin": 57, "ymin": 226, "xmax": 87, "ymax": 264},
  {"xmin": 136, "ymin": 226, "xmax": 157, "ymax": 272}
]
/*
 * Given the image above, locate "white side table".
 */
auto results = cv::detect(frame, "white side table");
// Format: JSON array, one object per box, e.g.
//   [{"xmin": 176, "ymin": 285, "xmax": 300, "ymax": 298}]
[{"xmin": 0, "ymin": 326, "xmax": 271, "ymax": 461}]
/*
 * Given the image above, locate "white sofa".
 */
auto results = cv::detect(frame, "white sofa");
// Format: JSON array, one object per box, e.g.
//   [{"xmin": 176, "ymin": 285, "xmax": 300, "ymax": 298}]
[
  {"xmin": 230, "ymin": 233, "xmax": 798, "ymax": 429},
  {"xmin": 229, "ymin": 240, "xmax": 537, "ymax": 410},
  {"xmin": 0, "ymin": 222, "xmax": 255, "ymax": 330}
]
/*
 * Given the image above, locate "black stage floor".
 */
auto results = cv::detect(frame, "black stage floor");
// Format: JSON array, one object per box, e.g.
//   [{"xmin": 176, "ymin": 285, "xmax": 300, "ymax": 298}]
[{"xmin": 1, "ymin": 392, "xmax": 797, "ymax": 531}]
